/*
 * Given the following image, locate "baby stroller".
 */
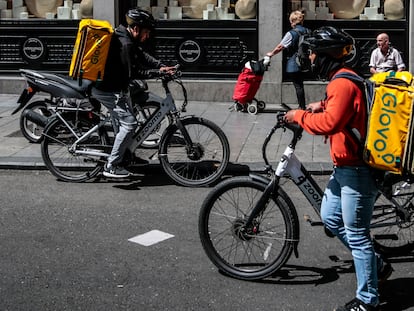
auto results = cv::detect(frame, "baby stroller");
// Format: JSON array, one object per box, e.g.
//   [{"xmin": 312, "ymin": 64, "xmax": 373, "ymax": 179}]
[{"xmin": 232, "ymin": 56, "xmax": 270, "ymax": 115}]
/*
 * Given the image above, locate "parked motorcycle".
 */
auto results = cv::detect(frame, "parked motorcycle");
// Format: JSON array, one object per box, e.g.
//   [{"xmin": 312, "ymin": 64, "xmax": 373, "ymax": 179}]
[{"xmin": 12, "ymin": 69, "xmax": 93, "ymax": 143}]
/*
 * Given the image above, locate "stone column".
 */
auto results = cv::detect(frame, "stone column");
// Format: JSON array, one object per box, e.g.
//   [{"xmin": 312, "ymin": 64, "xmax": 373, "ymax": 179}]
[
  {"xmin": 256, "ymin": 0, "xmax": 283, "ymax": 104},
  {"xmin": 93, "ymin": 0, "xmax": 117, "ymax": 26}
]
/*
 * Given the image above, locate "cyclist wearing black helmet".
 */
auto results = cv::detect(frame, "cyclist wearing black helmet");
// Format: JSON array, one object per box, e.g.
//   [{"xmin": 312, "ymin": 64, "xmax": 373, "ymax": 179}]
[
  {"xmin": 284, "ymin": 26, "xmax": 392, "ymax": 311},
  {"xmin": 92, "ymin": 8, "xmax": 176, "ymax": 178}
]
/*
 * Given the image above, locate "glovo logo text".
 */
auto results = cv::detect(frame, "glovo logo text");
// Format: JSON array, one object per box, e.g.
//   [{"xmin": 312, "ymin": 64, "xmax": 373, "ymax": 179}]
[
  {"xmin": 90, "ymin": 33, "xmax": 103, "ymax": 65},
  {"xmin": 373, "ymin": 92, "xmax": 397, "ymax": 164}
]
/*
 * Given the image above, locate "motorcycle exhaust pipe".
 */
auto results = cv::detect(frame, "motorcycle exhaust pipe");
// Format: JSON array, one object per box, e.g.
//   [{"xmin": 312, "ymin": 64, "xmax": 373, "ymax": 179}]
[{"xmin": 21, "ymin": 109, "xmax": 49, "ymax": 127}]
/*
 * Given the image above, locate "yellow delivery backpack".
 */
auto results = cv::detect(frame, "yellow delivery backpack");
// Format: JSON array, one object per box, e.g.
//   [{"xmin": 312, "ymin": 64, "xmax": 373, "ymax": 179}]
[
  {"xmin": 333, "ymin": 71, "xmax": 414, "ymax": 175},
  {"xmin": 69, "ymin": 19, "xmax": 114, "ymax": 84},
  {"xmin": 364, "ymin": 71, "xmax": 414, "ymax": 174}
]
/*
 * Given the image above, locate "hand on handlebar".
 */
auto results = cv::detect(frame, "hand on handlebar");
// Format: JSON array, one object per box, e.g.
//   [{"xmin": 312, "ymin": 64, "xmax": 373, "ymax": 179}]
[
  {"xmin": 160, "ymin": 65, "xmax": 179, "ymax": 76},
  {"xmin": 283, "ymin": 110, "xmax": 297, "ymax": 123},
  {"xmin": 306, "ymin": 101, "xmax": 324, "ymax": 113},
  {"xmin": 282, "ymin": 102, "xmax": 321, "ymax": 124}
]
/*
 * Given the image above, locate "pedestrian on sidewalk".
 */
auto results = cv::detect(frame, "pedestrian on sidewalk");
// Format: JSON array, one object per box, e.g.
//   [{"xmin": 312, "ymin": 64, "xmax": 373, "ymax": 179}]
[
  {"xmin": 266, "ymin": 9, "xmax": 310, "ymax": 110},
  {"xmin": 284, "ymin": 26, "xmax": 392, "ymax": 311}
]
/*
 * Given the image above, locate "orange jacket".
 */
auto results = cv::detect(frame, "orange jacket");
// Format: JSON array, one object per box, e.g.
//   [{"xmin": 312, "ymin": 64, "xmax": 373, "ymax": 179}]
[{"xmin": 293, "ymin": 68, "xmax": 367, "ymax": 167}]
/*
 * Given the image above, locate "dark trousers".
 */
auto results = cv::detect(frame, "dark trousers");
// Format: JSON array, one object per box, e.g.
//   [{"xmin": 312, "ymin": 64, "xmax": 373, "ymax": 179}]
[{"xmin": 288, "ymin": 72, "xmax": 306, "ymax": 110}]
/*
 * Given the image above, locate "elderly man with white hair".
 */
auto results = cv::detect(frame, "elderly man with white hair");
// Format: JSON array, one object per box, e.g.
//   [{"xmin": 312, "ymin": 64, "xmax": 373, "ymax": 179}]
[{"xmin": 369, "ymin": 32, "xmax": 405, "ymax": 74}]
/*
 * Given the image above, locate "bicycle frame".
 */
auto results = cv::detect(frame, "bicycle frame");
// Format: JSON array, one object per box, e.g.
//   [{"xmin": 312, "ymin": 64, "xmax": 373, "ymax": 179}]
[
  {"xmin": 275, "ymin": 145, "xmax": 324, "ymax": 213},
  {"xmin": 57, "ymin": 112, "xmax": 112, "ymax": 158},
  {"xmin": 50, "ymin": 77, "xmax": 190, "ymax": 160},
  {"xmin": 245, "ymin": 122, "xmax": 323, "ymax": 230},
  {"xmin": 129, "ymin": 80, "xmax": 182, "ymax": 151}
]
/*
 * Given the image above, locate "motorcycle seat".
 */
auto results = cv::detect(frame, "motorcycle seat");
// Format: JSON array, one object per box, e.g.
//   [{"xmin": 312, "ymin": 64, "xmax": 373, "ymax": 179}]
[{"xmin": 42, "ymin": 73, "xmax": 93, "ymax": 93}]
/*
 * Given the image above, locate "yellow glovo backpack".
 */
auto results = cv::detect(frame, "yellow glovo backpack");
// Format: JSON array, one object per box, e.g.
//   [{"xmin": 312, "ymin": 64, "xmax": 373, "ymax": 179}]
[
  {"xmin": 334, "ymin": 71, "xmax": 414, "ymax": 176},
  {"xmin": 69, "ymin": 19, "xmax": 114, "ymax": 84},
  {"xmin": 366, "ymin": 71, "xmax": 414, "ymax": 175}
]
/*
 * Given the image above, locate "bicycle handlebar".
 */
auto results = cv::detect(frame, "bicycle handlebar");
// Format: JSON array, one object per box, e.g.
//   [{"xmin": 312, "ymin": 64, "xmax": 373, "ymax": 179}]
[
  {"xmin": 159, "ymin": 64, "xmax": 182, "ymax": 82},
  {"xmin": 158, "ymin": 64, "xmax": 188, "ymax": 112},
  {"xmin": 275, "ymin": 111, "xmax": 303, "ymax": 140},
  {"xmin": 262, "ymin": 111, "xmax": 304, "ymax": 167}
]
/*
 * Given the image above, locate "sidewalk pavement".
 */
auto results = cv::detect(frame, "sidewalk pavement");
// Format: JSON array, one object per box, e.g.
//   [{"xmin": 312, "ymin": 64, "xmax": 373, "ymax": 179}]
[{"xmin": 0, "ymin": 93, "xmax": 333, "ymax": 175}]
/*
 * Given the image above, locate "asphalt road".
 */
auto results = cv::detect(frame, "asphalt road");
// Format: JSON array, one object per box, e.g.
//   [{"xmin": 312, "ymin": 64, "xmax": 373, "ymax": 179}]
[{"xmin": 0, "ymin": 170, "xmax": 413, "ymax": 311}]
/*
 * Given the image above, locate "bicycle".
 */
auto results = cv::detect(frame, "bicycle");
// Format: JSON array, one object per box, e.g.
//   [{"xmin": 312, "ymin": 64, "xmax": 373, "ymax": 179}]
[
  {"xmin": 40, "ymin": 69, "xmax": 230, "ymax": 187},
  {"xmin": 198, "ymin": 111, "xmax": 414, "ymax": 280}
]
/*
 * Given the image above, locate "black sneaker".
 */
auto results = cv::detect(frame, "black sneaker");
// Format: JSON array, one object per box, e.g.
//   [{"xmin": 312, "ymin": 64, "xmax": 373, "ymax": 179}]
[
  {"xmin": 378, "ymin": 261, "xmax": 393, "ymax": 284},
  {"xmin": 103, "ymin": 164, "xmax": 132, "ymax": 178},
  {"xmin": 334, "ymin": 298, "xmax": 379, "ymax": 311}
]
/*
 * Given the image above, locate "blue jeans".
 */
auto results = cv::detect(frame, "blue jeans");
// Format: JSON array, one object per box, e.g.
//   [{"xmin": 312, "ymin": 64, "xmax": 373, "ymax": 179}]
[
  {"xmin": 91, "ymin": 88, "xmax": 138, "ymax": 166},
  {"xmin": 321, "ymin": 166, "xmax": 379, "ymax": 306}
]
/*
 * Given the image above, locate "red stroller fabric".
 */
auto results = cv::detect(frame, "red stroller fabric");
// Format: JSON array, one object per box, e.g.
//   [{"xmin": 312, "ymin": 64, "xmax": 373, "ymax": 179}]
[{"xmin": 232, "ymin": 67, "xmax": 263, "ymax": 105}]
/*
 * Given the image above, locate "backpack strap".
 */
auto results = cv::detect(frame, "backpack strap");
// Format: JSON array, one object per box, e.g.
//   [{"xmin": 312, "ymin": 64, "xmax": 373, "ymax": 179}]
[
  {"xmin": 330, "ymin": 71, "xmax": 369, "ymax": 152},
  {"xmin": 287, "ymin": 27, "xmax": 310, "ymax": 56},
  {"xmin": 332, "ymin": 71, "xmax": 374, "ymax": 108},
  {"xmin": 331, "ymin": 71, "xmax": 365, "ymax": 86}
]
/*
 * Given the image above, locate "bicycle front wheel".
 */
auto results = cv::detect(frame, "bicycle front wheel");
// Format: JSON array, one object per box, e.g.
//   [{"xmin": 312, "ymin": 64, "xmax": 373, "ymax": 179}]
[
  {"xmin": 372, "ymin": 179, "xmax": 414, "ymax": 256},
  {"xmin": 199, "ymin": 176, "xmax": 298, "ymax": 280},
  {"xmin": 41, "ymin": 116, "xmax": 109, "ymax": 182},
  {"xmin": 159, "ymin": 117, "xmax": 230, "ymax": 187}
]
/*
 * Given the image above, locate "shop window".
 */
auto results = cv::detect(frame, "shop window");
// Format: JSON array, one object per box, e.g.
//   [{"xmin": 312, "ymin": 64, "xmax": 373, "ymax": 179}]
[
  {"xmin": 288, "ymin": 0, "xmax": 406, "ymax": 21},
  {"xmin": 284, "ymin": 0, "xmax": 409, "ymax": 79},
  {"xmin": 0, "ymin": 0, "xmax": 87, "ymax": 20},
  {"xmin": 118, "ymin": 0, "xmax": 259, "ymax": 79},
  {"xmin": 120, "ymin": 0, "xmax": 257, "ymax": 21}
]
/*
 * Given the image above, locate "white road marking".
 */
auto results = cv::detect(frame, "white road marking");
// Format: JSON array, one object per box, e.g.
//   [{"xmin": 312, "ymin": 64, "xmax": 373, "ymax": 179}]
[{"xmin": 128, "ymin": 230, "xmax": 175, "ymax": 246}]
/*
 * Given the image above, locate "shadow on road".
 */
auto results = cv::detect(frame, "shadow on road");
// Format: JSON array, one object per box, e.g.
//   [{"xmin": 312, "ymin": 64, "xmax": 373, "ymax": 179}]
[
  {"xmin": 266, "ymin": 264, "xmax": 343, "ymax": 285},
  {"xmin": 217, "ymin": 261, "xmax": 352, "ymax": 286},
  {"xmin": 379, "ymin": 277, "xmax": 414, "ymax": 310},
  {"xmin": 216, "ymin": 252, "xmax": 414, "ymax": 310},
  {"xmin": 91, "ymin": 162, "xmax": 252, "ymax": 189}
]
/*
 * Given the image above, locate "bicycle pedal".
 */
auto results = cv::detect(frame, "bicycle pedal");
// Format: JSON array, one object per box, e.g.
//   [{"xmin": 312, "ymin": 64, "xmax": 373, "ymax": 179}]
[{"xmin": 303, "ymin": 214, "xmax": 323, "ymax": 226}]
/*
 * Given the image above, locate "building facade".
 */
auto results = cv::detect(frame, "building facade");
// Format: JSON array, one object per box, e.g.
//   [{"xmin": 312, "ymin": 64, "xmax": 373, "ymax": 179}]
[{"xmin": 0, "ymin": 0, "xmax": 412, "ymax": 104}]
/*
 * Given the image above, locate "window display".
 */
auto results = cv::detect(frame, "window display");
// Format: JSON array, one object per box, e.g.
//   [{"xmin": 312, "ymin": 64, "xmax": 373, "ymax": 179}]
[
  {"xmin": 284, "ymin": 0, "xmax": 409, "ymax": 79},
  {"xmin": 0, "ymin": 0, "xmax": 86, "ymax": 20},
  {"xmin": 288, "ymin": 0, "xmax": 406, "ymax": 21},
  {"xmin": 135, "ymin": 0, "xmax": 256, "ymax": 20}
]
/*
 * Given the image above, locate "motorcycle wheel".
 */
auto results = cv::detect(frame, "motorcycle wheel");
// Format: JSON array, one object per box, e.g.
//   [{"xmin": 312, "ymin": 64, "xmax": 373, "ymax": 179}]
[{"xmin": 20, "ymin": 100, "xmax": 53, "ymax": 143}]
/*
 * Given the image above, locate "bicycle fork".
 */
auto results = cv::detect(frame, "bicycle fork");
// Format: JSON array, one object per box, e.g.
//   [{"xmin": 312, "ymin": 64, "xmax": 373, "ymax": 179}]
[{"xmin": 244, "ymin": 175, "xmax": 279, "ymax": 230}]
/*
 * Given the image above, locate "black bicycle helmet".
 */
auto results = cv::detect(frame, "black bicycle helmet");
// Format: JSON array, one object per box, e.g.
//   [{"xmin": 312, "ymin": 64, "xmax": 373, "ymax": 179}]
[
  {"xmin": 302, "ymin": 26, "xmax": 354, "ymax": 59},
  {"xmin": 125, "ymin": 8, "xmax": 156, "ymax": 30}
]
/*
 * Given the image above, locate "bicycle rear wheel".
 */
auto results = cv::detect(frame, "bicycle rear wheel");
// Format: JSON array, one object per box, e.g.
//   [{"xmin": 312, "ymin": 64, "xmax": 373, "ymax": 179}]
[
  {"xmin": 159, "ymin": 117, "xmax": 229, "ymax": 187},
  {"xmin": 41, "ymin": 116, "xmax": 109, "ymax": 182},
  {"xmin": 199, "ymin": 176, "xmax": 298, "ymax": 280},
  {"xmin": 372, "ymin": 179, "xmax": 414, "ymax": 256}
]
